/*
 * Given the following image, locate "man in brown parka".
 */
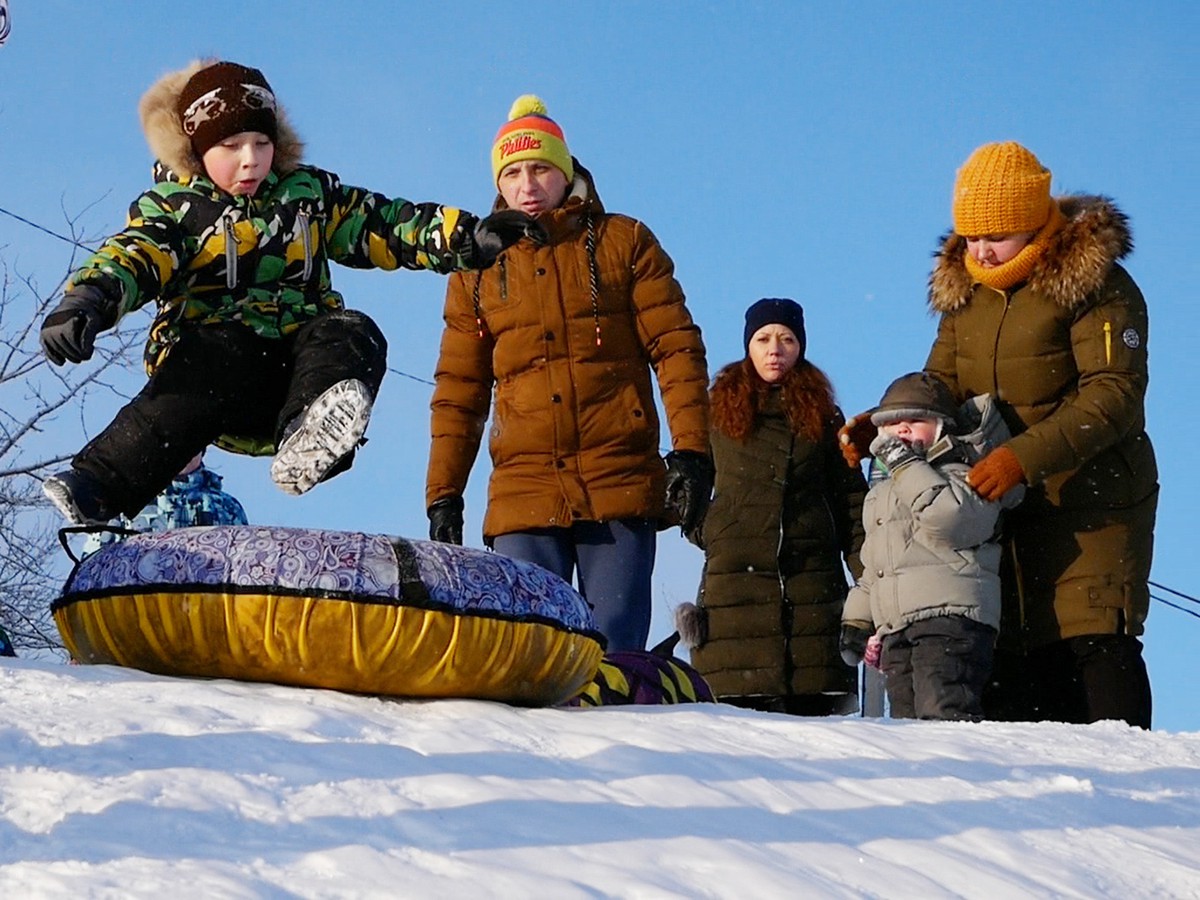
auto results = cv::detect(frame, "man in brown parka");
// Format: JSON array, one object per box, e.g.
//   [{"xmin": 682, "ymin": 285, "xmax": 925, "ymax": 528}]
[
  {"xmin": 425, "ymin": 95, "xmax": 711, "ymax": 652},
  {"xmin": 847, "ymin": 142, "xmax": 1156, "ymax": 727}
]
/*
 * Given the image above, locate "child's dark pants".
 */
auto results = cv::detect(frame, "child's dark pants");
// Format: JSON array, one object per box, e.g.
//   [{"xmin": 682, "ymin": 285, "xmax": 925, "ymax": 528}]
[
  {"xmin": 880, "ymin": 615, "xmax": 996, "ymax": 720},
  {"xmin": 73, "ymin": 311, "xmax": 386, "ymax": 516}
]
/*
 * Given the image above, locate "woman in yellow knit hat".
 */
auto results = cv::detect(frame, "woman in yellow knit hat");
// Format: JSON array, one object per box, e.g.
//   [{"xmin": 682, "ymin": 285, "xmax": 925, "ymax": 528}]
[{"xmin": 843, "ymin": 141, "xmax": 1156, "ymax": 727}]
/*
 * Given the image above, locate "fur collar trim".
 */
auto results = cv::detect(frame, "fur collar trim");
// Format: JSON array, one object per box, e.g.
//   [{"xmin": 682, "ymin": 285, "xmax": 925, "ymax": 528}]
[
  {"xmin": 139, "ymin": 59, "xmax": 304, "ymax": 181},
  {"xmin": 928, "ymin": 195, "xmax": 1132, "ymax": 313}
]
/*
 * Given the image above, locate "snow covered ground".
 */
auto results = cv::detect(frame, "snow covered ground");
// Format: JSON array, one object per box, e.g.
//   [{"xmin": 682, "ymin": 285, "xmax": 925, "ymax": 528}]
[{"xmin": 2, "ymin": 658, "xmax": 1199, "ymax": 898}]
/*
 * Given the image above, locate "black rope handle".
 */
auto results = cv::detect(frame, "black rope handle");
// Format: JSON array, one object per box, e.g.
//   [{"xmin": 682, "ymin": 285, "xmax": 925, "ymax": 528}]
[{"xmin": 57, "ymin": 524, "xmax": 140, "ymax": 565}]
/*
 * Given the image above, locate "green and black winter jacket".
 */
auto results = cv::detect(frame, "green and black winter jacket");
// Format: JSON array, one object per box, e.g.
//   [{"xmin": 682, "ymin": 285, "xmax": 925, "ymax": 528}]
[{"xmin": 68, "ymin": 60, "xmax": 482, "ymax": 399}]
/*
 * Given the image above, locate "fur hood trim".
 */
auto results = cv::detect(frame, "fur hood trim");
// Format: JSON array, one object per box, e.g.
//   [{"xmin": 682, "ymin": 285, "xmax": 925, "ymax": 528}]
[
  {"xmin": 138, "ymin": 59, "xmax": 304, "ymax": 181},
  {"xmin": 928, "ymin": 195, "xmax": 1132, "ymax": 313},
  {"xmin": 673, "ymin": 602, "xmax": 708, "ymax": 650}
]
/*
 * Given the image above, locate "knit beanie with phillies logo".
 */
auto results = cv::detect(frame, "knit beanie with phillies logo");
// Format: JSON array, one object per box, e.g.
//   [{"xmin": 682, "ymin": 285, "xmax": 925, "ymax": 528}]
[{"xmin": 492, "ymin": 95, "xmax": 574, "ymax": 185}]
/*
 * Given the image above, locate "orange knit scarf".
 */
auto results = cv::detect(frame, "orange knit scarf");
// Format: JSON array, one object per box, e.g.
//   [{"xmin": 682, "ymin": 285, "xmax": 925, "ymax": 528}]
[{"xmin": 964, "ymin": 202, "xmax": 1065, "ymax": 291}]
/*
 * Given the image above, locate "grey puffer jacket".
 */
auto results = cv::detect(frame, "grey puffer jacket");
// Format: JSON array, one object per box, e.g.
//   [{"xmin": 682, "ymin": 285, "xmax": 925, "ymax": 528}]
[{"xmin": 843, "ymin": 394, "xmax": 1023, "ymax": 636}]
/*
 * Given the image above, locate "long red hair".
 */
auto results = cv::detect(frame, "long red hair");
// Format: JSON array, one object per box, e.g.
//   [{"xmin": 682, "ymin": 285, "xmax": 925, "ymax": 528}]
[{"xmin": 710, "ymin": 358, "xmax": 838, "ymax": 443}]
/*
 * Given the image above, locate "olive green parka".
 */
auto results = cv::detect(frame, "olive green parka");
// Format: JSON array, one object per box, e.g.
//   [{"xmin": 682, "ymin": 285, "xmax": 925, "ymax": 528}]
[
  {"xmin": 924, "ymin": 195, "xmax": 1157, "ymax": 651},
  {"xmin": 691, "ymin": 364, "xmax": 867, "ymax": 701}
]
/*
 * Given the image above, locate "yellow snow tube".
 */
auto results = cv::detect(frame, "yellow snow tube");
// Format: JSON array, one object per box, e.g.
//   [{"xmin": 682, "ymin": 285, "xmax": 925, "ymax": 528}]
[{"xmin": 53, "ymin": 526, "xmax": 603, "ymax": 706}]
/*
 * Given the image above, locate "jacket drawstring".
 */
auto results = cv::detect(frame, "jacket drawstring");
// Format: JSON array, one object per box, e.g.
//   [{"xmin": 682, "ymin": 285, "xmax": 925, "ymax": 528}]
[
  {"xmin": 473, "ymin": 255, "xmax": 506, "ymax": 338},
  {"xmin": 585, "ymin": 211, "xmax": 601, "ymax": 346},
  {"xmin": 472, "ymin": 271, "xmax": 484, "ymax": 338},
  {"xmin": 471, "ymin": 213, "xmax": 600, "ymax": 345}
]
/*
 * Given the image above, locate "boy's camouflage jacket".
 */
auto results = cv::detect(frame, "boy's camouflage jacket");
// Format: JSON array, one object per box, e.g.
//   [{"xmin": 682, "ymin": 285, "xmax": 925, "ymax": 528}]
[
  {"xmin": 67, "ymin": 58, "xmax": 483, "ymax": 376},
  {"xmin": 69, "ymin": 162, "xmax": 478, "ymax": 375}
]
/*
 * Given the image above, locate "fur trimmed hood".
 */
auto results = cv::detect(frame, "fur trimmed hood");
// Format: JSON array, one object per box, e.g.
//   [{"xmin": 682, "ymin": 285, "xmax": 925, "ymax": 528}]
[
  {"xmin": 929, "ymin": 195, "xmax": 1133, "ymax": 313},
  {"xmin": 138, "ymin": 59, "xmax": 304, "ymax": 181}
]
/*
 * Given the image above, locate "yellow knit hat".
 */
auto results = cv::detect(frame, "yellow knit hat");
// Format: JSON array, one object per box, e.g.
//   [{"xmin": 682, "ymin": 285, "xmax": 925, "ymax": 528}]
[
  {"xmin": 492, "ymin": 95, "xmax": 574, "ymax": 185},
  {"xmin": 952, "ymin": 142, "xmax": 1053, "ymax": 236}
]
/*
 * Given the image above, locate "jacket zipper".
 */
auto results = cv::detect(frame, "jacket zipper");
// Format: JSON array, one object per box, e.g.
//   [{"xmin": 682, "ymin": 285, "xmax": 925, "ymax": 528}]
[
  {"xmin": 778, "ymin": 433, "xmax": 795, "ymax": 691},
  {"xmin": 991, "ymin": 288, "xmax": 1011, "ymax": 393},
  {"xmin": 1009, "ymin": 538, "xmax": 1027, "ymax": 649},
  {"xmin": 298, "ymin": 211, "xmax": 313, "ymax": 282},
  {"xmin": 223, "ymin": 213, "xmax": 238, "ymax": 290}
]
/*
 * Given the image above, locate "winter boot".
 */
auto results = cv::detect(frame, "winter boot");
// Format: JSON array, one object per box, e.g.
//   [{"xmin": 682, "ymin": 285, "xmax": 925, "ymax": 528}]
[
  {"xmin": 43, "ymin": 468, "xmax": 116, "ymax": 525},
  {"xmin": 271, "ymin": 379, "xmax": 373, "ymax": 496}
]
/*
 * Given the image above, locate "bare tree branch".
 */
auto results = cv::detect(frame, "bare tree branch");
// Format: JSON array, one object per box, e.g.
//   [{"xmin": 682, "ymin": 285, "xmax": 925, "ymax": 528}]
[{"xmin": 0, "ymin": 209, "xmax": 142, "ymax": 654}]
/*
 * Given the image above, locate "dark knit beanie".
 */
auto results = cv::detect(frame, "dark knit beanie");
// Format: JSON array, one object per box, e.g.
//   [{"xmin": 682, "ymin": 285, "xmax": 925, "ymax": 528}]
[
  {"xmin": 742, "ymin": 298, "xmax": 806, "ymax": 358},
  {"xmin": 177, "ymin": 62, "xmax": 278, "ymax": 156},
  {"xmin": 870, "ymin": 372, "xmax": 959, "ymax": 428}
]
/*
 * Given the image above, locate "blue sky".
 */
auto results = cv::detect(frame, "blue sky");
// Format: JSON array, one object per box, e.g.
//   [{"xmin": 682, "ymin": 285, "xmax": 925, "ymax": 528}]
[{"xmin": 1, "ymin": 2, "xmax": 1196, "ymax": 728}]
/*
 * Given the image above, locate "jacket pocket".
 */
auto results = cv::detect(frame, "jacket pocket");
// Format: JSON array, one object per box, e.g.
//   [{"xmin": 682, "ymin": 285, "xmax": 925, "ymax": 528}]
[
  {"xmin": 1050, "ymin": 431, "xmax": 1157, "ymax": 510},
  {"xmin": 488, "ymin": 371, "xmax": 555, "ymax": 467}
]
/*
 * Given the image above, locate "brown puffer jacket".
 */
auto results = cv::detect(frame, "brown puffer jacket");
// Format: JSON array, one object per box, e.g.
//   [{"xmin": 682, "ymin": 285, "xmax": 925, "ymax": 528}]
[
  {"xmin": 924, "ymin": 195, "xmax": 1157, "ymax": 651},
  {"xmin": 426, "ymin": 163, "xmax": 709, "ymax": 539},
  {"xmin": 691, "ymin": 364, "xmax": 867, "ymax": 700}
]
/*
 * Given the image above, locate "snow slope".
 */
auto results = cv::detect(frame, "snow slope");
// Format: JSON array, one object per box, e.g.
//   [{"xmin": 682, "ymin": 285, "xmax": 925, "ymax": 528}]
[{"xmin": 2, "ymin": 659, "xmax": 1199, "ymax": 898}]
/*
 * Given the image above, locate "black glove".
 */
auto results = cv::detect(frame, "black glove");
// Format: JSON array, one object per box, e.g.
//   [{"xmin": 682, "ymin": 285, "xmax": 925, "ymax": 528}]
[
  {"xmin": 839, "ymin": 622, "xmax": 872, "ymax": 667},
  {"xmin": 40, "ymin": 285, "xmax": 118, "ymax": 366},
  {"xmin": 468, "ymin": 210, "xmax": 549, "ymax": 268},
  {"xmin": 427, "ymin": 495, "xmax": 464, "ymax": 545},
  {"xmin": 868, "ymin": 433, "xmax": 921, "ymax": 475},
  {"xmin": 664, "ymin": 450, "xmax": 714, "ymax": 536}
]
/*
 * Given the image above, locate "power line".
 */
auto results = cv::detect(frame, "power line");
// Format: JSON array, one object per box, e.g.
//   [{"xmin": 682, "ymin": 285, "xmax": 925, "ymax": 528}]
[
  {"xmin": 1150, "ymin": 580, "xmax": 1199, "ymax": 606},
  {"xmin": 1152, "ymin": 594, "xmax": 1200, "ymax": 621},
  {"xmin": 0, "ymin": 204, "xmax": 95, "ymax": 252},
  {"xmin": 386, "ymin": 366, "xmax": 433, "ymax": 387}
]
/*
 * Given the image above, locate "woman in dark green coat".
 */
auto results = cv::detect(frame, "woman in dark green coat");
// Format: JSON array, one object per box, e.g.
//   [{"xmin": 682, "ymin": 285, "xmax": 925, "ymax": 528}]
[{"xmin": 677, "ymin": 299, "xmax": 866, "ymax": 715}]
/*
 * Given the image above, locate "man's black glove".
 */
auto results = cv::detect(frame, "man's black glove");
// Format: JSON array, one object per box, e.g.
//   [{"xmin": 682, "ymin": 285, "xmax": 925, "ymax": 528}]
[
  {"xmin": 839, "ymin": 622, "xmax": 872, "ymax": 667},
  {"xmin": 664, "ymin": 450, "xmax": 714, "ymax": 536},
  {"xmin": 427, "ymin": 495, "xmax": 464, "ymax": 545},
  {"xmin": 40, "ymin": 285, "xmax": 118, "ymax": 366},
  {"xmin": 468, "ymin": 210, "xmax": 549, "ymax": 268},
  {"xmin": 868, "ymin": 433, "xmax": 921, "ymax": 475}
]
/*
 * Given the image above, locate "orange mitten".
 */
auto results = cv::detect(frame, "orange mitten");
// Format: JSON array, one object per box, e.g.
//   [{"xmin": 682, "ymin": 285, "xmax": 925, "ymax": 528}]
[
  {"xmin": 968, "ymin": 446, "xmax": 1025, "ymax": 501},
  {"xmin": 837, "ymin": 413, "xmax": 877, "ymax": 468}
]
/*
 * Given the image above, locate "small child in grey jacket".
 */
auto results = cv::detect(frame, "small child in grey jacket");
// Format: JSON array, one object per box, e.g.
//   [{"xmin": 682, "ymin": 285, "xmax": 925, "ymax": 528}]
[{"xmin": 839, "ymin": 372, "xmax": 1023, "ymax": 720}]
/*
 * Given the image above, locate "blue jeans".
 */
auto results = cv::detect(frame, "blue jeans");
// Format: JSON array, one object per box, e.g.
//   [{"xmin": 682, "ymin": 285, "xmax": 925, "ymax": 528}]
[{"xmin": 493, "ymin": 519, "xmax": 656, "ymax": 652}]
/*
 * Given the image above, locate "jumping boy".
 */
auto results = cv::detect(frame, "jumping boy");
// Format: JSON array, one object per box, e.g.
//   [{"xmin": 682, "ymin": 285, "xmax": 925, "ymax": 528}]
[{"xmin": 40, "ymin": 60, "xmax": 542, "ymax": 523}]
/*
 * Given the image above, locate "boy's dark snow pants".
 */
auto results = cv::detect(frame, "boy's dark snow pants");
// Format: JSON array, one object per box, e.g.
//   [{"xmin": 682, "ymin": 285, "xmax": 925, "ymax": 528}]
[
  {"xmin": 880, "ymin": 615, "xmax": 996, "ymax": 721},
  {"xmin": 73, "ymin": 311, "xmax": 386, "ymax": 517}
]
